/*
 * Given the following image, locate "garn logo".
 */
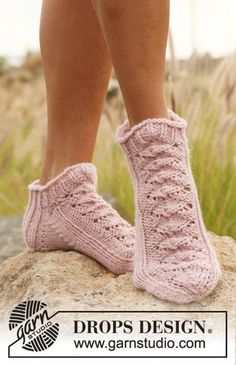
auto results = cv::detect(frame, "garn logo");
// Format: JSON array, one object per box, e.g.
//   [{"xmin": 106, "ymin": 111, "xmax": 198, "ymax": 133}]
[{"xmin": 9, "ymin": 300, "xmax": 59, "ymax": 352}]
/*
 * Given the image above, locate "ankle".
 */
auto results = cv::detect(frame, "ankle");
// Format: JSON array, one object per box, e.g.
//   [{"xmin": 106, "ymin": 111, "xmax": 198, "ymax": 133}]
[
  {"xmin": 40, "ymin": 162, "xmax": 65, "ymax": 185},
  {"xmin": 40, "ymin": 140, "xmax": 94, "ymax": 184},
  {"xmin": 40, "ymin": 155, "xmax": 81, "ymax": 185},
  {"xmin": 128, "ymin": 99, "xmax": 168, "ymax": 127}
]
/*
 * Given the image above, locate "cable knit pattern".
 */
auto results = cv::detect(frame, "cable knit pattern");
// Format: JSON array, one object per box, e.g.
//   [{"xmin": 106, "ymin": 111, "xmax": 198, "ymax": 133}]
[
  {"xmin": 22, "ymin": 163, "xmax": 134, "ymax": 274},
  {"xmin": 116, "ymin": 111, "xmax": 221, "ymax": 303}
]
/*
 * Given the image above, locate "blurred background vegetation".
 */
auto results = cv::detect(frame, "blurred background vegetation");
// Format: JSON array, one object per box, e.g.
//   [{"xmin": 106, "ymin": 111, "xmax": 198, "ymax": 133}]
[{"xmin": 0, "ymin": 50, "xmax": 235, "ymax": 238}]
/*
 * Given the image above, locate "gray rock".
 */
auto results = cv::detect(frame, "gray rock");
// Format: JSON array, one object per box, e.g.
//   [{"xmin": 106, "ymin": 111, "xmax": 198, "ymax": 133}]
[
  {"xmin": 0, "ymin": 216, "xmax": 25, "ymax": 264},
  {"xmin": 0, "ymin": 230, "xmax": 235, "ymax": 323}
]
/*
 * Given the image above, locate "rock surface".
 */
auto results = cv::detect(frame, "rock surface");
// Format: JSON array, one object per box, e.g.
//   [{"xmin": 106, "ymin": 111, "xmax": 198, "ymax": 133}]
[
  {"xmin": 0, "ymin": 217, "xmax": 25, "ymax": 264},
  {"xmin": 0, "ymin": 229, "xmax": 235, "ymax": 323}
]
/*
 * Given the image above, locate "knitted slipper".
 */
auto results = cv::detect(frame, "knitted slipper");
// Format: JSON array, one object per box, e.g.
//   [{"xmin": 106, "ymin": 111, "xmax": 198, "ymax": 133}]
[
  {"xmin": 23, "ymin": 163, "xmax": 134, "ymax": 274},
  {"xmin": 116, "ymin": 111, "xmax": 221, "ymax": 303}
]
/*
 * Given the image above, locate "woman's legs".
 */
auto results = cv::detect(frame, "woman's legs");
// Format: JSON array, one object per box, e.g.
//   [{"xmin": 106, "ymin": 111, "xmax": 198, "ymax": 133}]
[
  {"xmin": 91, "ymin": 0, "xmax": 169, "ymax": 126},
  {"xmin": 26, "ymin": 0, "xmax": 220, "ymax": 300},
  {"xmin": 40, "ymin": 0, "xmax": 112, "ymax": 184}
]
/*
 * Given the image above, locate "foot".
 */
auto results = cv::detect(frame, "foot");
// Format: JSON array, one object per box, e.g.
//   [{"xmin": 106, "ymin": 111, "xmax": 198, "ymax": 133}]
[
  {"xmin": 23, "ymin": 163, "xmax": 134, "ymax": 274},
  {"xmin": 116, "ymin": 111, "xmax": 221, "ymax": 303}
]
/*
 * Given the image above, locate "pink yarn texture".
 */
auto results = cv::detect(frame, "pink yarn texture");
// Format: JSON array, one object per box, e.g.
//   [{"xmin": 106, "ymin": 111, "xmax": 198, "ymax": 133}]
[
  {"xmin": 116, "ymin": 111, "xmax": 221, "ymax": 303},
  {"xmin": 23, "ymin": 163, "xmax": 134, "ymax": 274}
]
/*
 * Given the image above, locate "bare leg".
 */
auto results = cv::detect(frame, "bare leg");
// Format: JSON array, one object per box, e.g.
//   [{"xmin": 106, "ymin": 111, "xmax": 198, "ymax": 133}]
[
  {"xmin": 40, "ymin": 0, "xmax": 112, "ymax": 184},
  {"xmin": 91, "ymin": 0, "xmax": 169, "ymax": 126}
]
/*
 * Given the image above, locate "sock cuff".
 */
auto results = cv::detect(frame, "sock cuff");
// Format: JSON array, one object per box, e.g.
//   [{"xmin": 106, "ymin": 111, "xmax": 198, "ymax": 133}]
[
  {"xmin": 27, "ymin": 163, "xmax": 97, "ymax": 199},
  {"xmin": 115, "ymin": 111, "xmax": 187, "ymax": 146}
]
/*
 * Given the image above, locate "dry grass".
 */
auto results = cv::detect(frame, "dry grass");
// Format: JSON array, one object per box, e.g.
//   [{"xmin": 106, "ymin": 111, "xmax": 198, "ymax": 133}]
[{"xmin": 0, "ymin": 52, "xmax": 235, "ymax": 238}]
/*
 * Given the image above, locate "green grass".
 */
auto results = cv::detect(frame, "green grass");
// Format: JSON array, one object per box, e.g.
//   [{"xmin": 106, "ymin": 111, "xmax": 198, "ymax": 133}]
[{"xmin": 190, "ymin": 105, "xmax": 236, "ymax": 237}]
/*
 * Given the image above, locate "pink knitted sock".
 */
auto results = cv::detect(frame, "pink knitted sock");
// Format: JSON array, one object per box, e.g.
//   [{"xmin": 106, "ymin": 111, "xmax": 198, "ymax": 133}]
[
  {"xmin": 116, "ymin": 111, "xmax": 221, "ymax": 303},
  {"xmin": 22, "ymin": 163, "xmax": 134, "ymax": 274}
]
